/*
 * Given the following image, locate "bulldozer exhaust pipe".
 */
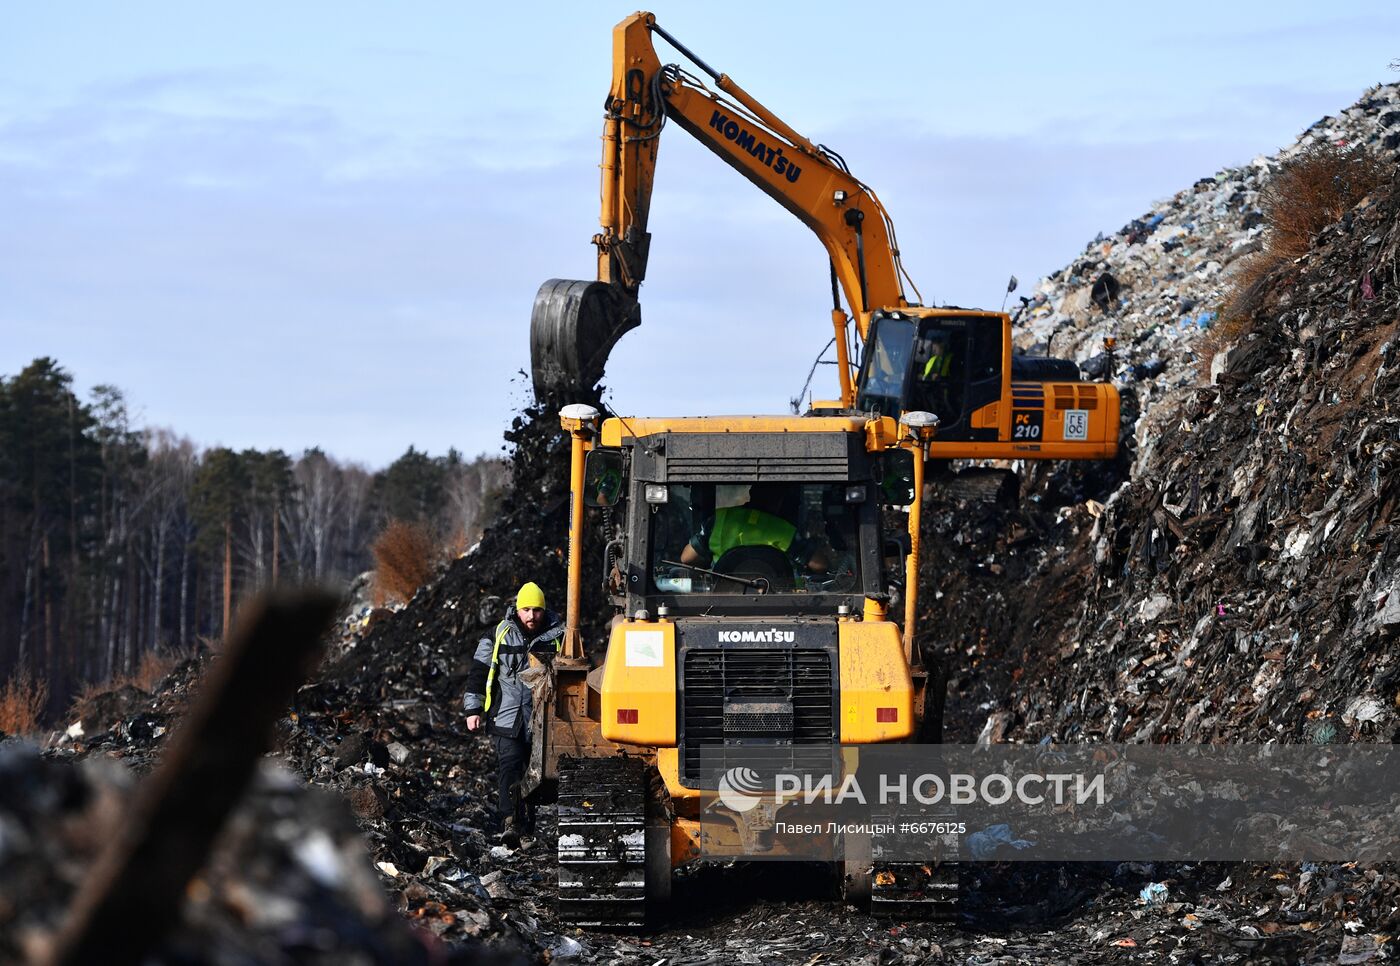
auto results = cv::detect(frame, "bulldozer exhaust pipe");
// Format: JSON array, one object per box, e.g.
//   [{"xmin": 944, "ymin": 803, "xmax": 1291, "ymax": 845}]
[{"xmin": 558, "ymin": 404, "xmax": 600, "ymax": 661}]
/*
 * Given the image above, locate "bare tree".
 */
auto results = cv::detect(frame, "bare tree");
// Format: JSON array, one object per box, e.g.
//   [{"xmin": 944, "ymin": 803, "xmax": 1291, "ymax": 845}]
[
  {"xmin": 134, "ymin": 430, "xmax": 196, "ymax": 654},
  {"xmin": 285, "ymin": 449, "xmax": 343, "ymax": 581},
  {"xmin": 445, "ymin": 456, "xmax": 509, "ymax": 549},
  {"xmin": 338, "ymin": 464, "xmax": 373, "ymax": 583}
]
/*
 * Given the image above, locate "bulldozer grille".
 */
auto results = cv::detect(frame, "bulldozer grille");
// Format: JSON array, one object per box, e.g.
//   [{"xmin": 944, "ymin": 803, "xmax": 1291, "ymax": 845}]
[
  {"xmin": 723, "ymin": 706, "xmax": 794, "ymax": 733},
  {"xmin": 680, "ymin": 648, "xmax": 836, "ymax": 785}
]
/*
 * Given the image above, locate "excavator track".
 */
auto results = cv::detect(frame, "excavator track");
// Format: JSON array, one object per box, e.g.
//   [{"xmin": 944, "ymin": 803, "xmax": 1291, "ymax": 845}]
[
  {"xmin": 556, "ymin": 756, "xmax": 649, "ymax": 928},
  {"xmin": 941, "ymin": 467, "xmax": 1019, "ymax": 507}
]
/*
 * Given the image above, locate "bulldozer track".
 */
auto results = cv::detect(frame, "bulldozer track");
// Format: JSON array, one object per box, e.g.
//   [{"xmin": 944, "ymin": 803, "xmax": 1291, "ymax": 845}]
[
  {"xmin": 872, "ymin": 807, "xmax": 959, "ymax": 920},
  {"xmin": 845, "ymin": 810, "xmax": 959, "ymax": 921},
  {"xmin": 870, "ymin": 860, "xmax": 959, "ymax": 920},
  {"xmin": 556, "ymin": 756, "xmax": 649, "ymax": 928}
]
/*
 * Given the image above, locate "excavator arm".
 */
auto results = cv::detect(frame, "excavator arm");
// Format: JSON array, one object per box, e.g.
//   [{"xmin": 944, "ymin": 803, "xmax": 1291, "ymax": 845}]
[{"xmin": 531, "ymin": 11, "xmax": 915, "ymax": 404}]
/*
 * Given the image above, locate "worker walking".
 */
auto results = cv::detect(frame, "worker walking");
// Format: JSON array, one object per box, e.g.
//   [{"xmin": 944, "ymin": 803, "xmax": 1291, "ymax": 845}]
[{"xmin": 464, "ymin": 581, "xmax": 563, "ymax": 844}]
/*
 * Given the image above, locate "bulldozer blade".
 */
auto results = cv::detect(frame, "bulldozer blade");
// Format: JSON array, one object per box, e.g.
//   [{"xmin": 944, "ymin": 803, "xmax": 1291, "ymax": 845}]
[{"xmin": 530, "ymin": 278, "xmax": 640, "ymax": 400}]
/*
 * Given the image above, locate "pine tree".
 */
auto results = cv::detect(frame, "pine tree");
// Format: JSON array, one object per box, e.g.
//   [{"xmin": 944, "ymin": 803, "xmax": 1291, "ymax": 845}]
[
  {"xmin": 191, "ymin": 448, "xmax": 247, "ymax": 638},
  {"xmin": 239, "ymin": 449, "xmax": 292, "ymax": 590},
  {"xmin": 374, "ymin": 446, "xmax": 449, "ymax": 528},
  {"xmin": 0, "ymin": 359, "xmax": 100, "ymax": 694}
]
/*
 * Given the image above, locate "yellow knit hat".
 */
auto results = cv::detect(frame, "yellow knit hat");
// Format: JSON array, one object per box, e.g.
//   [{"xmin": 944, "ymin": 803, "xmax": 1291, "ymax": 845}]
[{"xmin": 516, "ymin": 581, "xmax": 546, "ymax": 609}]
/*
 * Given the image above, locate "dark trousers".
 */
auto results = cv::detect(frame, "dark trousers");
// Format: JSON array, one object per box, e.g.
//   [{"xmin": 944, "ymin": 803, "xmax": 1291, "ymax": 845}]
[{"xmin": 491, "ymin": 733, "xmax": 533, "ymax": 831}]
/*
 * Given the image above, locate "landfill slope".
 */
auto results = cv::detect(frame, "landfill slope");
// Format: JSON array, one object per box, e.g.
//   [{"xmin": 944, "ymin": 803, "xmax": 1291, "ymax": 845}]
[
  {"xmin": 925, "ymin": 83, "xmax": 1400, "ymax": 748},
  {"xmin": 907, "ymin": 83, "xmax": 1400, "ymax": 963}
]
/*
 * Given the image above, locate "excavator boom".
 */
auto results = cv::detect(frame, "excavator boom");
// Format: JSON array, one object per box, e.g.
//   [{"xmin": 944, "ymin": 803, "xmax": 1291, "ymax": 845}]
[{"xmin": 530, "ymin": 11, "xmax": 909, "ymax": 402}]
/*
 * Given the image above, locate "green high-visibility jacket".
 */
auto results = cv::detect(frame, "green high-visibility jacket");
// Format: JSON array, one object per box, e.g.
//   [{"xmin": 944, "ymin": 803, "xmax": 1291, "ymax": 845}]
[
  {"xmin": 705, "ymin": 506, "xmax": 797, "ymax": 561},
  {"xmin": 922, "ymin": 351, "xmax": 951, "ymax": 380}
]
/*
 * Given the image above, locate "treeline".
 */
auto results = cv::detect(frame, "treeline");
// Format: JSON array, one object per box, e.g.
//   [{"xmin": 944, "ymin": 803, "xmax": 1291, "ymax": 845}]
[{"xmin": 0, "ymin": 358, "xmax": 507, "ymax": 715}]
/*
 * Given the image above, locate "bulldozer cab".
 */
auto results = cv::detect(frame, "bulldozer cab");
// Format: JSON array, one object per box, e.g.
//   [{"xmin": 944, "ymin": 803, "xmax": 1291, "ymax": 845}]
[
  {"xmin": 577, "ymin": 419, "xmax": 919, "ymax": 618},
  {"xmin": 609, "ymin": 429, "xmax": 904, "ymax": 618},
  {"xmin": 649, "ymin": 481, "xmax": 866, "ymax": 598},
  {"xmin": 855, "ymin": 311, "xmax": 1006, "ymax": 440}
]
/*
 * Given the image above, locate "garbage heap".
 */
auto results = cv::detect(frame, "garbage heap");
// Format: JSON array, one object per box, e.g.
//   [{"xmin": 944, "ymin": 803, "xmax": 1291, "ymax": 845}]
[
  {"xmin": 0, "ymin": 739, "xmax": 512, "ymax": 965},
  {"xmin": 1008, "ymin": 164, "xmax": 1400, "ymax": 745},
  {"xmin": 907, "ymin": 83, "xmax": 1400, "ymax": 961},
  {"xmin": 922, "ymin": 81, "xmax": 1400, "ymax": 746},
  {"xmin": 1012, "ymin": 83, "xmax": 1400, "ymax": 432}
]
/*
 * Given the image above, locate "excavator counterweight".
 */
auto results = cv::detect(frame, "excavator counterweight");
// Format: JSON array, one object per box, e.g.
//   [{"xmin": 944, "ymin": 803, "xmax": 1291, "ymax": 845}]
[{"xmin": 530, "ymin": 279, "xmax": 640, "ymax": 398}]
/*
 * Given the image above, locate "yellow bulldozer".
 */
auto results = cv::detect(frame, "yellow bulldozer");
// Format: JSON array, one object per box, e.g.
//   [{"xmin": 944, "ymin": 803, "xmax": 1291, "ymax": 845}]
[{"xmin": 545, "ymin": 405, "xmax": 947, "ymax": 925}]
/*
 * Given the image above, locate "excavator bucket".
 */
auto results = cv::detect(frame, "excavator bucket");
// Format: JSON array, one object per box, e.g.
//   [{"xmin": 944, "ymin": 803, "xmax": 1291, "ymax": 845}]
[{"xmin": 530, "ymin": 279, "xmax": 641, "ymax": 400}]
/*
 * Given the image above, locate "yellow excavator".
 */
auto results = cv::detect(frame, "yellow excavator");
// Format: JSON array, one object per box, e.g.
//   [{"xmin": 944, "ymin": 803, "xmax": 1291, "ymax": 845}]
[
  {"xmin": 528, "ymin": 12, "xmax": 1121, "ymax": 928},
  {"xmin": 531, "ymin": 10, "xmax": 1120, "ymax": 463}
]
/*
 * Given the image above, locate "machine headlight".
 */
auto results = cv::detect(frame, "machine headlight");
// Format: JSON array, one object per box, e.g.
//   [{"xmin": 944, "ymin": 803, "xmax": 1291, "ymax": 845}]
[{"xmin": 644, "ymin": 484, "xmax": 669, "ymax": 504}]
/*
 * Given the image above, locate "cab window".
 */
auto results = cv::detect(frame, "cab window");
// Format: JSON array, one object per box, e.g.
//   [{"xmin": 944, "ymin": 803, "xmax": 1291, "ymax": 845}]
[{"xmin": 649, "ymin": 481, "xmax": 862, "ymax": 595}]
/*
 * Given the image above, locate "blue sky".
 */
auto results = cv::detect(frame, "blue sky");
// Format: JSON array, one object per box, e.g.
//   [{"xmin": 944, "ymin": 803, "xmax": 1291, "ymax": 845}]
[{"xmin": 3, "ymin": 1, "xmax": 1396, "ymax": 465}]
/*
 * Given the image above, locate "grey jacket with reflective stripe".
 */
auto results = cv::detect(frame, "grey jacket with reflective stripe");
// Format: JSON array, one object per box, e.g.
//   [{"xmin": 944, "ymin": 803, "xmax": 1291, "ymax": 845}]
[{"xmin": 463, "ymin": 611, "xmax": 563, "ymax": 738}]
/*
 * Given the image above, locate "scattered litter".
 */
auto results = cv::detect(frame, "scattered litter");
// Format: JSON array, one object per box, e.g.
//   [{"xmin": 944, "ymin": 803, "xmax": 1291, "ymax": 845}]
[
  {"xmin": 1139, "ymin": 882, "xmax": 1169, "ymax": 907},
  {"xmin": 966, "ymin": 824, "xmax": 1035, "ymax": 860}
]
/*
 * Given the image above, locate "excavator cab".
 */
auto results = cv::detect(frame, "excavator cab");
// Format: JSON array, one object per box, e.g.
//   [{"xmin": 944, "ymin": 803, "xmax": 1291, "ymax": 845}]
[
  {"xmin": 854, "ymin": 308, "xmax": 1120, "ymax": 465},
  {"xmin": 855, "ymin": 311, "xmax": 1006, "ymax": 440}
]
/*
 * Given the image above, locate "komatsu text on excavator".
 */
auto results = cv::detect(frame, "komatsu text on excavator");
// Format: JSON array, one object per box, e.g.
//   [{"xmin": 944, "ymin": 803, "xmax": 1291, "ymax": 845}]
[{"xmin": 526, "ymin": 12, "xmax": 1121, "ymax": 928}]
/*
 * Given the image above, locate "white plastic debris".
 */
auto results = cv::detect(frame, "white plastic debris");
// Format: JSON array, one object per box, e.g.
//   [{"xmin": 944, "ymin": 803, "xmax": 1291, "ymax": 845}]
[
  {"xmin": 1341, "ymin": 696, "xmax": 1388, "ymax": 727},
  {"xmin": 1371, "ymin": 579, "xmax": 1400, "ymax": 629},
  {"xmin": 1282, "ymin": 528, "xmax": 1312, "ymax": 560},
  {"xmin": 549, "ymin": 936, "xmax": 585, "ymax": 960},
  {"xmin": 1136, "ymin": 594, "xmax": 1172, "ymax": 623},
  {"xmin": 293, "ymin": 830, "xmax": 344, "ymax": 887}
]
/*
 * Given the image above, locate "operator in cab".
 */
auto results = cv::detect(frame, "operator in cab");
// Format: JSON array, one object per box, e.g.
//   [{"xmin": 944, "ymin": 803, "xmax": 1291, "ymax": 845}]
[
  {"xmin": 915, "ymin": 330, "xmax": 961, "ymax": 422},
  {"xmin": 680, "ymin": 483, "xmax": 830, "ymax": 579}
]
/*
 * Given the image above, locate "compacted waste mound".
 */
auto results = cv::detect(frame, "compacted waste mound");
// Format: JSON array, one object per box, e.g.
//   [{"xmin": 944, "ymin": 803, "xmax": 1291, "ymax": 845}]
[
  {"xmin": 909, "ymin": 83, "xmax": 1400, "ymax": 963},
  {"xmin": 922, "ymin": 83, "xmax": 1400, "ymax": 750}
]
